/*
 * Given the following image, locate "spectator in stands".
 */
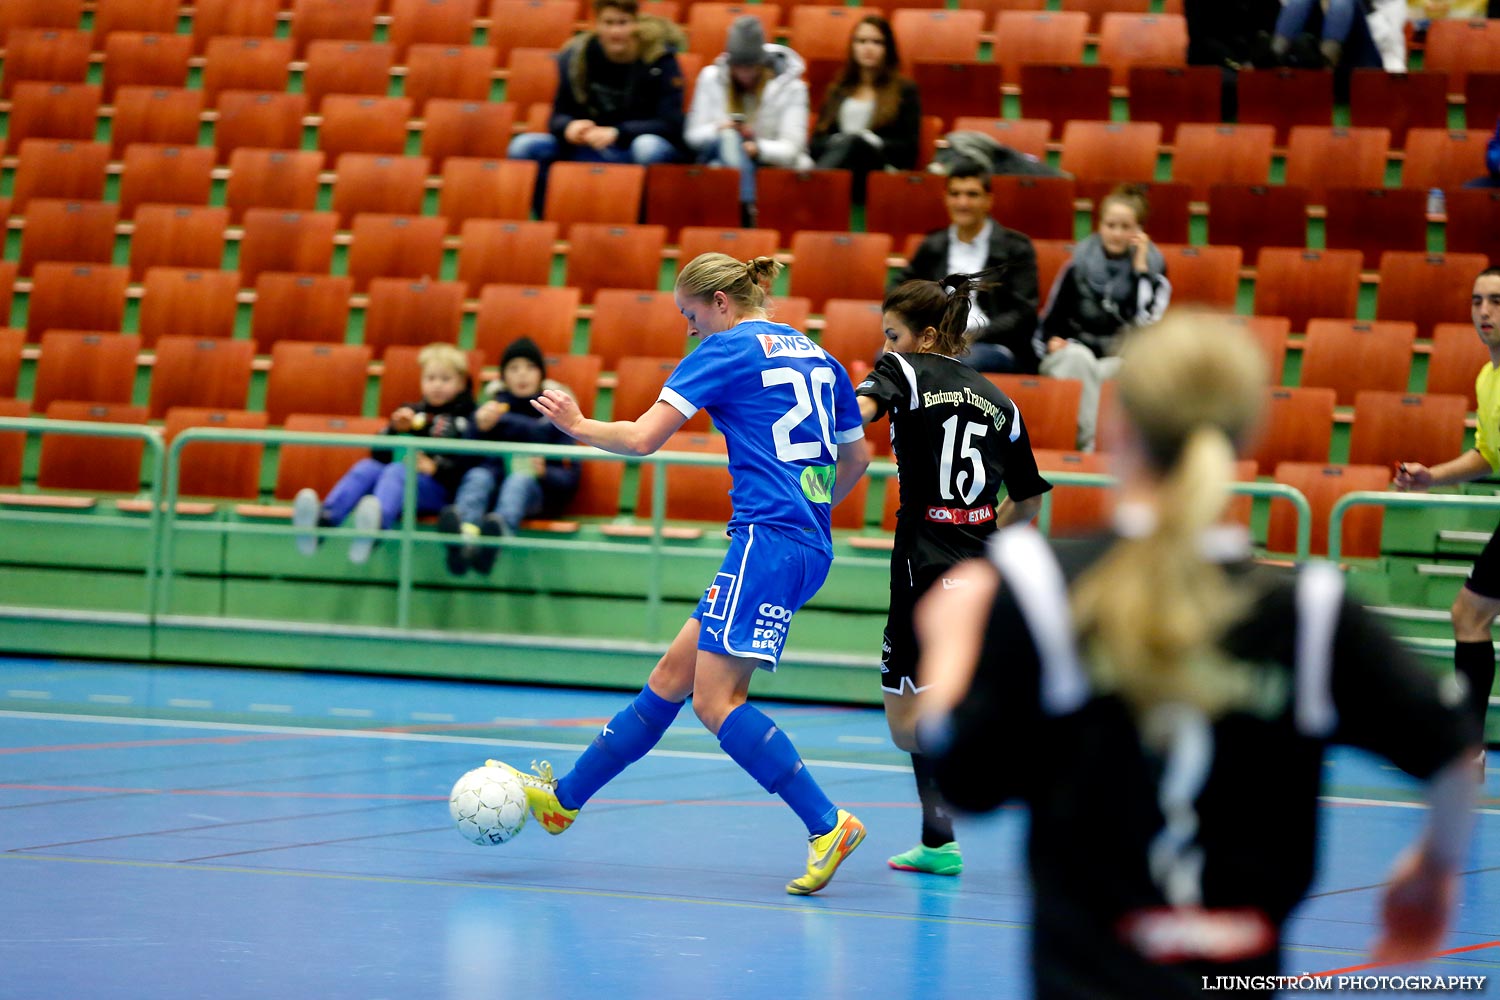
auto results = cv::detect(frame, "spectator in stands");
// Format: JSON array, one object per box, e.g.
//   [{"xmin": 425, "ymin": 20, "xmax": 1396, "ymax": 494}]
[
  {"xmin": 292, "ymin": 344, "xmax": 476, "ymax": 565},
  {"xmin": 895, "ymin": 159, "xmax": 1040, "ymax": 374},
  {"xmin": 685, "ymin": 16, "xmax": 812, "ymax": 228},
  {"xmin": 809, "ymin": 15, "xmax": 921, "ymax": 203},
  {"xmin": 439, "ymin": 337, "xmax": 581, "ymax": 576},
  {"xmin": 508, "ymin": 0, "xmax": 687, "ymax": 214},
  {"xmin": 1038, "ymin": 184, "xmax": 1170, "ymax": 452},
  {"xmin": 1464, "ymin": 116, "xmax": 1500, "ymax": 189},
  {"xmin": 1271, "ymin": 0, "xmax": 1407, "ymax": 73},
  {"xmin": 1408, "ymin": 0, "xmax": 1488, "ymax": 35}
]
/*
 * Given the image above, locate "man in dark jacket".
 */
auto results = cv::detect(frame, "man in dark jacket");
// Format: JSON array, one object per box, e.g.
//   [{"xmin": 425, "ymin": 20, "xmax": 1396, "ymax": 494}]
[
  {"xmin": 895, "ymin": 160, "xmax": 1041, "ymax": 373},
  {"xmin": 508, "ymin": 0, "xmax": 686, "ymax": 213}
]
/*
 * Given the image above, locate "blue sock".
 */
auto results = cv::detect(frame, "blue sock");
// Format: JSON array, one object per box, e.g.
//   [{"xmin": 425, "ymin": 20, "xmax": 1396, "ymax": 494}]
[
  {"xmin": 717, "ymin": 703, "xmax": 838, "ymax": 837},
  {"xmin": 555, "ymin": 686, "xmax": 684, "ymax": 810}
]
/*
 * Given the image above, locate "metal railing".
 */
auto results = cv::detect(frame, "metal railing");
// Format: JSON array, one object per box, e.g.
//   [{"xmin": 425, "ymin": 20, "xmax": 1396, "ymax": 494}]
[{"xmin": 1328, "ymin": 490, "xmax": 1500, "ymax": 563}]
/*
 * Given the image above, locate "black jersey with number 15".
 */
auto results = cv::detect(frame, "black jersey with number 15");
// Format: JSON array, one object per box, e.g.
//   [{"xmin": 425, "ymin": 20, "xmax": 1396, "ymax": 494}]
[{"xmin": 856, "ymin": 352, "xmax": 1052, "ymax": 571}]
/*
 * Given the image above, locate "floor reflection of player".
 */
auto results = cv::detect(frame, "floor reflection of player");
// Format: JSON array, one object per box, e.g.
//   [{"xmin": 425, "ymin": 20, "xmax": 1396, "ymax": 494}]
[{"xmin": 488, "ymin": 252, "xmax": 874, "ymax": 895}]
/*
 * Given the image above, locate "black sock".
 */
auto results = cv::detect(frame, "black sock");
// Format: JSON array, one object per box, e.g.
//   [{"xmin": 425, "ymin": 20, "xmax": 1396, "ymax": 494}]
[
  {"xmin": 911, "ymin": 752, "xmax": 955, "ymax": 848},
  {"xmin": 1455, "ymin": 640, "xmax": 1496, "ymax": 743}
]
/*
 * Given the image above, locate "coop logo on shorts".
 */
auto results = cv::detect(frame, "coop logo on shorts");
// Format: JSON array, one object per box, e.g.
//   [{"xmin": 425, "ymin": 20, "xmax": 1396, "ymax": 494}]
[
  {"xmin": 758, "ymin": 334, "xmax": 824, "ymax": 359},
  {"xmin": 704, "ymin": 572, "xmax": 736, "ymax": 620}
]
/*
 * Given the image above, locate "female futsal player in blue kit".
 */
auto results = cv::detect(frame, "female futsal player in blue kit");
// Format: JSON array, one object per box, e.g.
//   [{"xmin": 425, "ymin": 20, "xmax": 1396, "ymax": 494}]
[{"xmin": 487, "ymin": 252, "xmax": 873, "ymax": 894}]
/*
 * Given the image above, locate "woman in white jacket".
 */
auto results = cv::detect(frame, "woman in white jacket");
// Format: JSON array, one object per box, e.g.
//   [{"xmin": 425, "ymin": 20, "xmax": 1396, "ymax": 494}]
[{"xmin": 685, "ymin": 16, "xmax": 812, "ymax": 227}]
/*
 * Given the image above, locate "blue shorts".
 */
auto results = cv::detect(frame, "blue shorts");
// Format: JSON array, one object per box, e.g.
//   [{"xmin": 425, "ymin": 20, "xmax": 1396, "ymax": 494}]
[{"xmin": 692, "ymin": 524, "xmax": 831, "ymax": 669}]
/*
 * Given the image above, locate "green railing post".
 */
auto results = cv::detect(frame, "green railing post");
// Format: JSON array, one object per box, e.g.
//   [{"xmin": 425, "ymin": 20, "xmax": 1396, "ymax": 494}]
[
  {"xmin": 645, "ymin": 450, "xmax": 668, "ymax": 643},
  {"xmin": 1328, "ymin": 490, "xmax": 1500, "ymax": 563},
  {"xmin": 397, "ymin": 442, "xmax": 418, "ymax": 630}
]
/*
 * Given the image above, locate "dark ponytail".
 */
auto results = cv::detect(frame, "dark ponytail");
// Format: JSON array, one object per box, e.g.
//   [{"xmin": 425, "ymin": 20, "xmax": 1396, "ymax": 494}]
[{"xmin": 882, "ymin": 267, "xmax": 1008, "ymax": 357}]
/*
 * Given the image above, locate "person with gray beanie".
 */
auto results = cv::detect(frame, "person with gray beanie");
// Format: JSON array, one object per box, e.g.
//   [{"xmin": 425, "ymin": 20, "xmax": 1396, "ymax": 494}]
[{"xmin": 684, "ymin": 15, "xmax": 812, "ymax": 226}]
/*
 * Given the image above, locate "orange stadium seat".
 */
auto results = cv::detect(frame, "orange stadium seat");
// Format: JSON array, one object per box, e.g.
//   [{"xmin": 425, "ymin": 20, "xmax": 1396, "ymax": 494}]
[
  {"xmin": 1095, "ymin": 12, "xmax": 1188, "ymax": 87},
  {"xmin": 237, "ymin": 210, "xmax": 339, "ymax": 288},
  {"xmin": 1228, "ymin": 314, "xmax": 1291, "ymax": 386},
  {"xmin": 1017, "ymin": 64, "xmax": 1112, "ymax": 136},
  {"xmin": 1248, "ymin": 386, "xmax": 1335, "ymax": 475},
  {"xmin": 1427, "ymin": 323, "xmax": 1489, "ymax": 410},
  {"xmin": 110, "ymin": 86, "xmax": 204, "ymax": 156},
  {"xmin": 0, "ymin": 399, "xmax": 27, "ymax": 485},
  {"xmin": 788, "ymin": 232, "xmax": 892, "ymax": 313},
  {"xmin": 1033, "ymin": 238, "xmax": 1075, "ymax": 301},
  {"xmin": 1464, "ymin": 72, "xmax": 1500, "ymax": 131},
  {"xmin": 361, "ymin": 278, "xmax": 466, "ymax": 356},
  {"xmin": 129, "ymin": 204, "xmax": 230, "ymax": 281},
  {"xmin": 138, "ymin": 268, "xmax": 242, "ymax": 348},
  {"xmin": 789, "ymin": 7, "xmax": 872, "ymax": 62},
  {"xmin": 420, "ymin": 99, "xmax": 514, "ymax": 166},
  {"xmin": 214, "ymin": 91, "xmax": 308, "ymax": 164},
  {"xmin": 224, "ymin": 149, "xmax": 326, "ymax": 223},
  {"xmin": 1032, "ymin": 449, "xmax": 1112, "ymax": 537},
  {"xmin": 191, "ymin": 0, "xmax": 279, "ymax": 53},
  {"xmin": 290, "ymin": 0, "xmax": 378, "ymax": 57},
  {"xmin": 387, "ymin": 0, "xmax": 480, "ymax": 58},
  {"xmin": 1269, "ymin": 462, "xmax": 1390, "ymax": 558},
  {"xmin": 543, "ymin": 352, "xmax": 603, "ymax": 419},
  {"xmin": 318, "ymin": 95, "xmax": 413, "ymax": 160},
  {"xmin": 985, "ymin": 374, "xmax": 1082, "ymax": 451},
  {"xmin": 489, "ymin": 1, "xmax": 578, "ymax": 66},
  {"xmin": 302, "ymin": 40, "xmax": 394, "ymax": 110},
  {"xmin": 1156, "ymin": 244, "xmax": 1241, "ymax": 310},
  {"xmin": 1283, "ymin": 126, "xmax": 1391, "ymax": 202},
  {"xmin": 1171, "ymin": 124, "xmax": 1274, "ymax": 199},
  {"xmin": 1299, "ymin": 319, "xmax": 1416, "ymax": 405},
  {"xmin": 201, "ymin": 37, "xmax": 294, "ymax": 104},
  {"xmin": 993, "ymin": 11, "xmax": 1088, "ymax": 85},
  {"xmin": 864, "ymin": 172, "xmax": 949, "ymax": 247},
  {"xmin": 644, "ymin": 165, "xmax": 741, "ymax": 241},
  {"xmin": 1237, "ymin": 68, "xmax": 1333, "ymax": 144},
  {"xmin": 504, "ymin": 47, "xmax": 562, "ymax": 111},
  {"xmin": 25, "ymin": 264, "xmax": 130, "ymax": 342},
  {"xmin": 101, "ymin": 32, "xmax": 191, "ymax": 99},
  {"xmin": 1424, "ymin": 17, "xmax": 1500, "ymax": 93},
  {"xmin": 563, "ymin": 223, "xmax": 668, "ymax": 302},
  {"xmin": 1321, "ymin": 187, "xmax": 1427, "ymax": 268},
  {"xmin": 32, "ymin": 331, "xmax": 142, "ymax": 413},
  {"xmin": 1125, "ymin": 66, "xmax": 1220, "ymax": 142},
  {"xmin": 989, "ymin": 175, "xmax": 1076, "ymax": 242},
  {"xmin": 1376, "ymin": 252, "xmax": 1491, "ymax": 340},
  {"xmin": 685, "ymin": 4, "xmax": 780, "ymax": 60},
  {"xmin": 1252, "ymin": 248, "xmax": 1362, "ymax": 333},
  {"xmin": 404, "ymin": 44, "xmax": 497, "ymax": 111},
  {"xmin": 2, "ymin": 29, "xmax": 91, "ymax": 99},
  {"xmin": 0, "ymin": 328, "xmax": 23, "ymax": 398},
  {"xmin": 1349, "ymin": 69, "xmax": 1449, "ymax": 147},
  {"xmin": 818, "ymin": 299, "xmax": 884, "ymax": 372},
  {"xmin": 456, "ymin": 219, "xmax": 559, "ymax": 293},
  {"xmin": 756, "ymin": 169, "xmax": 853, "ymax": 244},
  {"xmin": 1206, "ymin": 184, "xmax": 1308, "ymax": 263},
  {"xmin": 94, "ymin": 0, "xmax": 180, "ymax": 41},
  {"xmin": 586, "ymin": 290, "xmax": 690, "ymax": 370},
  {"xmin": 911, "ymin": 61, "xmax": 1003, "ymax": 127},
  {"xmin": 10, "ymin": 140, "xmax": 109, "ymax": 214},
  {"xmin": 635, "ymin": 431, "xmax": 732, "ymax": 524},
  {"xmin": 1347, "ymin": 390, "xmax": 1467, "ymax": 470},
  {"xmin": 250, "ymin": 272, "xmax": 355, "ymax": 352},
  {"xmin": 119, "ymin": 143, "xmax": 216, "ymax": 220},
  {"xmin": 1401, "ymin": 129, "xmax": 1487, "ymax": 191},
  {"xmin": 678, "ymin": 227, "xmax": 781, "ymax": 267},
  {"xmin": 543, "ymin": 162, "xmax": 647, "ymax": 233},
  {"xmin": 18, "ymin": 199, "xmax": 119, "ymax": 277},
  {"xmin": 1443, "ymin": 188, "xmax": 1500, "ymax": 257},
  {"xmin": 165, "ymin": 407, "xmax": 270, "ymax": 500},
  {"xmin": 892, "ymin": 9, "xmax": 985, "ymax": 73},
  {"xmin": 6, "ymin": 83, "xmax": 100, "ymax": 151},
  {"xmin": 474, "ymin": 284, "xmax": 580, "ymax": 359},
  {"xmin": 1058, "ymin": 121, "xmax": 1161, "ymax": 190},
  {"xmin": 147, "ymin": 336, "xmax": 256, "ymax": 419},
  {"xmin": 0, "ymin": 0, "xmax": 84, "ymax": 45},
  {"xmin": 37, "ymin": 401, "xmax": 149, "ymax": 494},
  {"xmin": 331, "ymin": 155, "xmax": 431, "ymax": 228},
  {"xmin": 264, "ymin": 342, "xmax": 373, "ymax": 425},
  {"xmin": 438, "ymin": 157, "xmax": 535, "ymax": 232}
]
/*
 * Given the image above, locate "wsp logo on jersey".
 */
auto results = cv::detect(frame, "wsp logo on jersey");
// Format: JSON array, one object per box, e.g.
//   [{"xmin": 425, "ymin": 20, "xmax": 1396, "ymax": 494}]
[
  {"xmin": 703, "ymin": 572, "xmax": 736, "ymax": 619},
  {"xmin": 758, "ymin": 334, "xmax": 824, "ymax": 359}
]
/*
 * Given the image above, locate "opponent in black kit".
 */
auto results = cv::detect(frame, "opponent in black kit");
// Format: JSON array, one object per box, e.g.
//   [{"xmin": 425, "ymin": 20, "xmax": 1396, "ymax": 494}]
[
  {"xmin": 914, "ymin": 315, "xmax": 1478, "ymax": 998},
  {"xmin": 854, "ymin": 272, "xmax": 1052, "ymax": 875}
]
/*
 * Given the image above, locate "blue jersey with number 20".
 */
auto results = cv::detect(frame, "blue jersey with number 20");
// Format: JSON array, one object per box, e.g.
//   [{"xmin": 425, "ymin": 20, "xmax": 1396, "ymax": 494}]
[{"xmin": 659, "ymin": 320, "xmax": 865, "ymax": 556}]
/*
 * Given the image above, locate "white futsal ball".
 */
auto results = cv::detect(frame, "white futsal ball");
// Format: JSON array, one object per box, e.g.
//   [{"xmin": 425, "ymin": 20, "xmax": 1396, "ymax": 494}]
[{"xmin": 449, "ymin": 766, "xmax": 529, "ymax": 845}]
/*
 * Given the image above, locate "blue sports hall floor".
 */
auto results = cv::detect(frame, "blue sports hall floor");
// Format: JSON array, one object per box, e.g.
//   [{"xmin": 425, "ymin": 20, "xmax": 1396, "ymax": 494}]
[{"xmin": 1, "ymin": 656, "xmax": 1496, "ymax": 1000}]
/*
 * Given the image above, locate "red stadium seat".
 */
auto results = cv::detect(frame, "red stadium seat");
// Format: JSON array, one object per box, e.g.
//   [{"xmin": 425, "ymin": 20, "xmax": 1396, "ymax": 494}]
[
  {"xmin": 1299, "ymin": 319, "xmax": 1416, "ymax": 406},
  {"xmin": 147, "ymin": 336, "xmax": 256, "ymax": 419},
  {"xmin": 361, "ymin": 278, "xmax": 466, "ymax": 356}
]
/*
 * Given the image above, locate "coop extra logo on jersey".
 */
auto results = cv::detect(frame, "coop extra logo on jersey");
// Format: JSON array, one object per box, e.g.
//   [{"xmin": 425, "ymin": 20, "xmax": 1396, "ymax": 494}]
[
  {"xmin": 703, "ymin": 572, "xmax": 736, "ymax": 620},
  {"xmin": 758, "ymin": 333, "xmax": 824, "ymax": 359},
  {"xmin": 752, "ymin": 602, "xmax": 792, "ymax": 652},
  {"xmin": 925, "ymin": 503, "xmax": 996, "ymax": 524},
  {"xmin": 800, "ymin": 464, "xmax": 836, "ymax": 504}
]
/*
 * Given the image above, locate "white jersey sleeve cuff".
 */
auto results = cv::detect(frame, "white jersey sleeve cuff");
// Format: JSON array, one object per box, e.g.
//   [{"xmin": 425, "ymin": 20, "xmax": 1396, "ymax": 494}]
[
  {"xmin": 658, "ymin": 387, "xmax": 699, "ymax": 419},
  {"xmin": 834, "ymin": 425, "xmax": 865, "ymax": 445}
]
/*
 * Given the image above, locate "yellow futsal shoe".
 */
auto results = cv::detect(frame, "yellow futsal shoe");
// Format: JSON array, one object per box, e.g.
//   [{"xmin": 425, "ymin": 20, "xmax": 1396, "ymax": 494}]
[
  {"xmin": 786, "ymin": 809, "xmax": 866, "ymax": 895},
  {"xmin": 484, "ymin": 759, "xmax": 578, "ymax": 834}
]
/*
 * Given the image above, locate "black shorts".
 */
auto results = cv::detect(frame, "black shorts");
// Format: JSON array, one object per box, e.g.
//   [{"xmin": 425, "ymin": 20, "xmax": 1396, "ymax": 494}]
[
  {"xmin": 881, "ymin": 562, "xmax": 953, "ymax": 696},
  {"xmin": 1466, "ymin": 523, "xmax": 1500, "ymax": 600}
]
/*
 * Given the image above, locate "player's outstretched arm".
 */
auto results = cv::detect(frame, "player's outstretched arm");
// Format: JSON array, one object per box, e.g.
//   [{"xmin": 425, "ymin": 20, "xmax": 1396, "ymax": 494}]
[
  {"xmin": 830, "ymin": 436, "xmax": 871, "ymax": 507},
  {"xmin": 1394, "ymin": 450, "xmax": 1492, "ymax": 492},
  {"xmin": 1370, "ymin": 752, "xmax": 1477, "ymax": 963},
  {"xmin": 533, "ymin": 391, "xmax": 686, "ymax": 457}
]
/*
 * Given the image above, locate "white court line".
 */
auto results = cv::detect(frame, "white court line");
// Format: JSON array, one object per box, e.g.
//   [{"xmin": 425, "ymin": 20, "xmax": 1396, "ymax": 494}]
[
  {"xmin": 167, "ymin": 699, "xmax": 213, "ymax": 709},
  {"xmin": 2, "ymin": 709, "xmax": 1497, "ymax": 804},
  {"xmin": 410, "ymin": 712, "xmax": 455, "ymax": 722},
  {"xmin": 248, "ymin": 704, "xmax": 293, "ymax": 714},
  {"xmin": 87, "ymin": 694, "xmax": 133, "ymax": 705},
  {"xmin": 6, "ymin": 690, "xmax": 52, "ymax": 700},
  {"xmin": 328, "ymin": 708, "xmax": 374, "ymax": 718}
]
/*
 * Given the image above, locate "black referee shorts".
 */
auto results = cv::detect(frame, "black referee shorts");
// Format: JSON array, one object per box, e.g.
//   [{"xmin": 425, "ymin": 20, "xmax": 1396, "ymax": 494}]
[{"xmin": 1465, "ymin": 521, "xmax": 1500, "ymax": 600}]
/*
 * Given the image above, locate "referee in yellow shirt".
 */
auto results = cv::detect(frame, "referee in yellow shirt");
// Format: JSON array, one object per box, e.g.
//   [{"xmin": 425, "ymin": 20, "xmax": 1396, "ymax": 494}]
[{"xmin": 1395, "ymin": 266, "xmax": 1500, "ymax": 780}]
